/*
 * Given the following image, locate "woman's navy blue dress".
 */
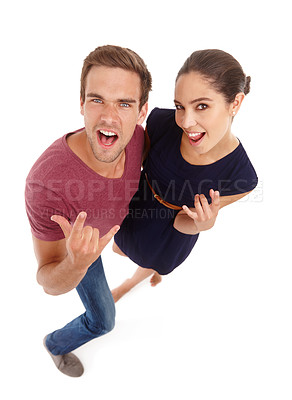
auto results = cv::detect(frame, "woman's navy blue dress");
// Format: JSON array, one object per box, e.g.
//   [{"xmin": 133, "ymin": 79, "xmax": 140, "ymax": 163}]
[{"xmin": 114, "ymin": 108, "xmax": 258, "ymax": 275}]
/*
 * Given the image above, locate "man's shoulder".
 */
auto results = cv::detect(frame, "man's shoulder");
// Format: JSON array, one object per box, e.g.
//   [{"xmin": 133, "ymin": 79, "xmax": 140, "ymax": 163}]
[
  {"xmin": 127, "ymin": 124, "xmax": 144, "ymax": 149},
  {"xmin": 133, "ymin": 124, "xmax": 144, "ymax": 137},
  {"xmin": 26, "ymin": 133, "xmax": 75, "ymax": 183}
]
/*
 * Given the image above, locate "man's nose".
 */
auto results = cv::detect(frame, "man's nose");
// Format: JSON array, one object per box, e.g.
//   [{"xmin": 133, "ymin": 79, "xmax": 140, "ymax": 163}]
[{"xmin": 100, "ymin": 103, "xmax": 119, "ymax": 124}]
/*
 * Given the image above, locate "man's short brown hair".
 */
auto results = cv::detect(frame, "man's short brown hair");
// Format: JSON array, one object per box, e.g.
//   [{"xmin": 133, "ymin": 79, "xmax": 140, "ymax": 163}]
[{"xmin": 81, "ymin": 45, "xmax": 152, "ymax": 109}]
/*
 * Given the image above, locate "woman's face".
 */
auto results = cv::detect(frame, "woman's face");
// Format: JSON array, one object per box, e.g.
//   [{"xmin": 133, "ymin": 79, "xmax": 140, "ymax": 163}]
[{"xmin": 174, "ymin": 72, "xmax": 237, "ymax": 155}]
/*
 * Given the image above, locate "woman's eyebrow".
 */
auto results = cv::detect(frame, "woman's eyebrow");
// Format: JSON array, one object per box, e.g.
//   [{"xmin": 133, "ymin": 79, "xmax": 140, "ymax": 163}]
[
  {"xmin": 174, "ymin": 97, "xmax": 213, "ymax": 104},
  {"xmin": 190, "ymin": 97, "xmax": 213, "ymax": 103}
]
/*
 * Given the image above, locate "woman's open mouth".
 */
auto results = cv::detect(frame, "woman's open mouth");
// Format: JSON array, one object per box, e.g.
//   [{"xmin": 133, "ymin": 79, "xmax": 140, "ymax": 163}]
[{"xmin": 187, "ymin": 132, "xmax": 206, "ymax": 146}]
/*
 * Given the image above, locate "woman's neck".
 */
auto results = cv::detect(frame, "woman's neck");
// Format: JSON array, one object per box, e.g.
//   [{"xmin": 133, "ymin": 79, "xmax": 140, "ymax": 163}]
[{"xmin": 180, "ymin": 131, "xmax": 239, "ymax": 166}]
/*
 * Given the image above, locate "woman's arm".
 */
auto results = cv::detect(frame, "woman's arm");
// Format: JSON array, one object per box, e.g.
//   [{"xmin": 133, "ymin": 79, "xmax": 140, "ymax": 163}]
[{"xmin": 173, "ymin": 190, "xmax": 252, "ymax": 235}]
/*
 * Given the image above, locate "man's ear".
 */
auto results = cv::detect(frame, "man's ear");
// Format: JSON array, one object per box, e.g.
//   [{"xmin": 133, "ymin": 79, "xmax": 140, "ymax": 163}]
[
  {"xmin": 137, "ymin": 102, "xmax": 148, "ymax": 125},
  {"xmin": 80, "ymin": 97, "xmax": 85, "ymax": 116}
]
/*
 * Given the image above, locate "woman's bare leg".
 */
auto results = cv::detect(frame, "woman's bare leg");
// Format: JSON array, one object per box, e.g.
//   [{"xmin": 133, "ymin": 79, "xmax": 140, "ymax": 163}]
[{"xmin": 112, "ymin": 242, "xmax": 162, "ymax": 302}]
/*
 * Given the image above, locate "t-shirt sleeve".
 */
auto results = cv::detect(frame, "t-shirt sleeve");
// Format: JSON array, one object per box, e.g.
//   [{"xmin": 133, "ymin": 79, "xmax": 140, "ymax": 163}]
[{"xmin": 25, "ymin": 178, "xmax": 69, "ymax": 241}]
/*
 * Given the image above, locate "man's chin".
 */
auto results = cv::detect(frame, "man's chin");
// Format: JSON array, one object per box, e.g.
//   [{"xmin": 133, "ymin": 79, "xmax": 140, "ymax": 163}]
[{"xmin": 92, "ymin": 148, "xmax": 124, "ymax": 164}]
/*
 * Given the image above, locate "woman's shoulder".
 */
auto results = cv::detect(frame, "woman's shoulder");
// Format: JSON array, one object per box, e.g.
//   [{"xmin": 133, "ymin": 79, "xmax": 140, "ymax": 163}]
[
  {"xmin": 147, "ymin": 107, "xmax": 176, "ymax": 127},
  {"xmin": 146, "ymin": 108, "xmax": 178, "ymax": 144},
  {"xmin": 216, "ymin": 140, "xmax": 258, "ymax": 195}
]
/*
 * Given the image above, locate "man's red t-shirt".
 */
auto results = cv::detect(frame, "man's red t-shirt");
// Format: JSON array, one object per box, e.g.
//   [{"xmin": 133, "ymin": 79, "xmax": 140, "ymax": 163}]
[{"xmin": 25, "ymin": 126, "xmax": 144, "ymax": 241}]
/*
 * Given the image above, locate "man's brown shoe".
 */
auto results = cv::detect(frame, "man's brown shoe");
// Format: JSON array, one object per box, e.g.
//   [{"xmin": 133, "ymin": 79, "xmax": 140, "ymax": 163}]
[{"xmin": 43, "ymin": 336, "xmax": 84, "ymax": 377}]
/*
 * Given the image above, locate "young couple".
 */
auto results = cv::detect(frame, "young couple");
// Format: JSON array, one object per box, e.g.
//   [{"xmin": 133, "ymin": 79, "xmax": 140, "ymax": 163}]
[{"xmin": 25, "ymin": 45, "xmax": 257, "ymax": 377}]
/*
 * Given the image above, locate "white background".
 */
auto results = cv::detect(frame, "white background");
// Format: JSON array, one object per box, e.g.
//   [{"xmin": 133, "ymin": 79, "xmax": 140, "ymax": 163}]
[{"xmin": 1, "ymin": 0, "xmax": 291, "ymax": 399}]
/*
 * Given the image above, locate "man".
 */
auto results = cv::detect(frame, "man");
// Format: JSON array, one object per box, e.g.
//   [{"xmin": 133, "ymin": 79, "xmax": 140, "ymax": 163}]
[{"xmin": 25, "ymin": 45, "xmax": 152, "ymax": 377}]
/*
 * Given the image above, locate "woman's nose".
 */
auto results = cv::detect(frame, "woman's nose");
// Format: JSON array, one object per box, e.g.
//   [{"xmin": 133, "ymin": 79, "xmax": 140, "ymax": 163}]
[{"xmin": 181, "ymin": 111, "xmax": 198, "ymax": 130}]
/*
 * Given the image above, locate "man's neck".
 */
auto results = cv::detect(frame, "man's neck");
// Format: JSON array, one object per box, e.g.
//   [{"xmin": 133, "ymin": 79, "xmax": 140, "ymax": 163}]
[{"xmin": 66, "ymin": 130, "xmax": 126, "ymax": 179}]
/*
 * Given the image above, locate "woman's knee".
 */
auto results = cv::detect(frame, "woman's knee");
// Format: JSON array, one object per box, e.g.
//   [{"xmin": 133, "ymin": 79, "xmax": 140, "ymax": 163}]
[{"xmin": 112, "ymin": 241, "xmax": 127, "ymax": 257}]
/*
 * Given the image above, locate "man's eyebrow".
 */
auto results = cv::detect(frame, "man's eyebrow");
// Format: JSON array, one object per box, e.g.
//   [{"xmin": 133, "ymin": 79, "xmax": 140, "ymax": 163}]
[
  {"xmin": 86, "ymin": 92, "xmax": 104, "ymax": 98},
  {"xmin": 174, "ymin": 97, "xmax": 213, "ymax": 104},
  {"xmin": 118, "ymin": 98, "xmax": 137, "ymax": 104},
  {"xmin": 86, "ymin": 93, "xmax": 137, "ymax": 103}
]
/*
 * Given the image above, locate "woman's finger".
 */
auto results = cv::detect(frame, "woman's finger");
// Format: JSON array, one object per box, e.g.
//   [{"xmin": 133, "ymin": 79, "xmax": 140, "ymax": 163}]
[
  {"xmin": 182, "ymin": 205, "xmax": 198, "ymax": 221},
  {"xmin": 199, "ymin": 194, "xmax": 212, "ymax": 218},
  {"xmin": 210, "ymin": 190, "xmax": 220, "ymax": 211},
  {"xmin": 194, "ymin": 194, "xmax": 204, "ymax": 219}
]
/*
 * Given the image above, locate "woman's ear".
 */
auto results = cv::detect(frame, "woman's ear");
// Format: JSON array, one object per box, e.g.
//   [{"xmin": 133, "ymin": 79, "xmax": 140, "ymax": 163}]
[{"xmin": 230, "ymin": 92, "xmax": 245, "ymax": 116}]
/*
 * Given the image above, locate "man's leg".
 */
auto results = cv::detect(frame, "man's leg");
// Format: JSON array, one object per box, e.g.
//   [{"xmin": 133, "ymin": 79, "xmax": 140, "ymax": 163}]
[{"xmin": 44, "ymin": 256, "xmax": 115, "ymax": 375}]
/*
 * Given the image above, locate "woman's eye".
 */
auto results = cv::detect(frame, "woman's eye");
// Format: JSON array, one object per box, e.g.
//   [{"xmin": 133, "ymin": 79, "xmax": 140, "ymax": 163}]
[
  {"xmin": 197, "ymin": 103, "xmax": 208, "ymax": 110},
  {"xmin": 175, "ymin": 104, "xmax": 184, "ymax": 110}
]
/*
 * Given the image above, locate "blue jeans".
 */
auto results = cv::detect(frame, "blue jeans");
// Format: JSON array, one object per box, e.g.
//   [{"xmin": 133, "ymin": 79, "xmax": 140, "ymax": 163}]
[{"xmin": 45, "ymin": 257, "xmax": 115, "ymax": 356}]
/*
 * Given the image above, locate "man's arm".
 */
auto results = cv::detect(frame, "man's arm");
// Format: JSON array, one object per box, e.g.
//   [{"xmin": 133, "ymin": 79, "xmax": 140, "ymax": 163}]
[
  {"xmin": 33, "ymin": 212, "xmax": 119, "ymax": 296},
  {"xmin": 33, "ymin": 236, "xmax": 88, "ymax": 296}
]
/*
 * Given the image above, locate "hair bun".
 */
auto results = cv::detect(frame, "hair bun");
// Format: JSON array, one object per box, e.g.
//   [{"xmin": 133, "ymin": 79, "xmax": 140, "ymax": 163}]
[{"xmin": 244, "ymin": 76, "xmax": 251, "ymax": 95}]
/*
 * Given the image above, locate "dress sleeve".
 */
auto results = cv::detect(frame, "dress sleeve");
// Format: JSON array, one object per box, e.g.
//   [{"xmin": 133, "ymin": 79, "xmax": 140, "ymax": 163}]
[
  {"xmin": 146, "ymin": 108, "xmax": 176, "ymax": 146},
  {"xmin": 146, "ymin": 108, "xmax": 161, "ymax": 144},
  {"xmin": 219, "ymin": 146, "xmax": 258, "ymax": 197}
]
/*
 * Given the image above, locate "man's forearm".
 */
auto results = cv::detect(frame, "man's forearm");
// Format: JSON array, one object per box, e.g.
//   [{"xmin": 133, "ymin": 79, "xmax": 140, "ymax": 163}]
[{"xmin": 37, "ymin": 256, "xmax": 89, "ymax": 296}]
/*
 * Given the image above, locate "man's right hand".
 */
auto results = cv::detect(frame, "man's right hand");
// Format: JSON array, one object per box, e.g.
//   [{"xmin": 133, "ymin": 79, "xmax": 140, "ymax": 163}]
[{"xmin": 51, "ymin": 212, "xmax": 120, "ymax": 270}]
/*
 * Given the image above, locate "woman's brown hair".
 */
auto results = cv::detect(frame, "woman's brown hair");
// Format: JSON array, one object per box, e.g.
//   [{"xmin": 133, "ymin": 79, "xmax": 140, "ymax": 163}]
[{"xmin": 176, "ymin": 49, "xmax": 250, "ymax": 103}]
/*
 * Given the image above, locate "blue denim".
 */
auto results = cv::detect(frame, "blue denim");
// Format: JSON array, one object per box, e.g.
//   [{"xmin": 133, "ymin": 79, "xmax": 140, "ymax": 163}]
[{"xmin": 45, "ymin": 256, "xmax": 115, "ymax": 356}]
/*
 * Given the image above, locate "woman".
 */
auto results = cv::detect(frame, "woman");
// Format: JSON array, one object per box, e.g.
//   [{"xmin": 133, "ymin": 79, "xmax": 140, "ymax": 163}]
[{"xmin": 111, "ymin": 49, "xmax": 258, "ymax": 302}]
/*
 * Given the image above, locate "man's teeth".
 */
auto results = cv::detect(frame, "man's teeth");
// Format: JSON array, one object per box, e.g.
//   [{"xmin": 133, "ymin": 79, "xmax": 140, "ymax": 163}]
[{"xmin": 100, "ymin": 130, "xmax": 117, "ymax": 137}]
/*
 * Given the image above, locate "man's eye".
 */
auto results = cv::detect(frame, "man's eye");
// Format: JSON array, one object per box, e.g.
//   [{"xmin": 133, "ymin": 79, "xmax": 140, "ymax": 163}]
[
  {"xmin": 197, "ymin": 103, "xmax": 208, "ymax": 110},
  {"xmin": 93, "ymin": 99, "xmax": 103, "ymax": 104},
  {"xmin": 120, "ymin": 103, "xmax": 130, "ymax": 108}
]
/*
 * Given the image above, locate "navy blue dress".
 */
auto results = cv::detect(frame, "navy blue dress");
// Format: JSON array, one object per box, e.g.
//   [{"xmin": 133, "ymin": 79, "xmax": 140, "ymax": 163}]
[{"xmin": 114, "ymin": 108, "xmax": 258, "ymax": 275}]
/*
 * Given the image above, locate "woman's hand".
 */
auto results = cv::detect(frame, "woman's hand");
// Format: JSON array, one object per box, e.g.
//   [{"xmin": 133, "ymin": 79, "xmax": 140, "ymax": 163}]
[
  {"xmin": 173, "ymin": 189, "xmax": 220, "ymax": 235},
  {"xmin": 182, "ymin": 189, "xmax": 220, "ymax": 232}
]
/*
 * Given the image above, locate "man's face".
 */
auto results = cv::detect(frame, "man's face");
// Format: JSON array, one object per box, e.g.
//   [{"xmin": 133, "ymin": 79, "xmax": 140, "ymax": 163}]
[{"xmin": 81, "ymin": 66, "xmax": 147, "ymax": 164}]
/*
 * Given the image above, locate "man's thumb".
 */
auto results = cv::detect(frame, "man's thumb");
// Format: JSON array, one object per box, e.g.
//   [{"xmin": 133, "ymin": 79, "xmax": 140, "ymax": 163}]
[{"xmin": 51, "ymin": 215, "xmax": 72, "ymax": 238}]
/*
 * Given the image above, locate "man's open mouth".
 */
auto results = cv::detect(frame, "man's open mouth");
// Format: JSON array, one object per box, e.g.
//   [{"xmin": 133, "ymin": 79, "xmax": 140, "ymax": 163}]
[{"xmin": 97, "ymin": 129, "xmax": 119, "ymax": 147}]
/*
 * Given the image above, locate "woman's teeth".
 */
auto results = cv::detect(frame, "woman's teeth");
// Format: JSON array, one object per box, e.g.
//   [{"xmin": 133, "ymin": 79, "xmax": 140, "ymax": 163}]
[
  {"xmin": 188, "ymin": 132, "xmax": 205, "ymax": 143},
  {"xmin": 188, "ymin": 132, "xmax": 204, "ymax": 138}
]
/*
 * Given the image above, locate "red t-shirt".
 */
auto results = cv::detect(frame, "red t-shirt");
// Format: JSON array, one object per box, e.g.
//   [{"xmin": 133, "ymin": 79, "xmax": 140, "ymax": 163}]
[{"xmin": 25, "ymin": 126, "xmax": 144, "ymax": 241}]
